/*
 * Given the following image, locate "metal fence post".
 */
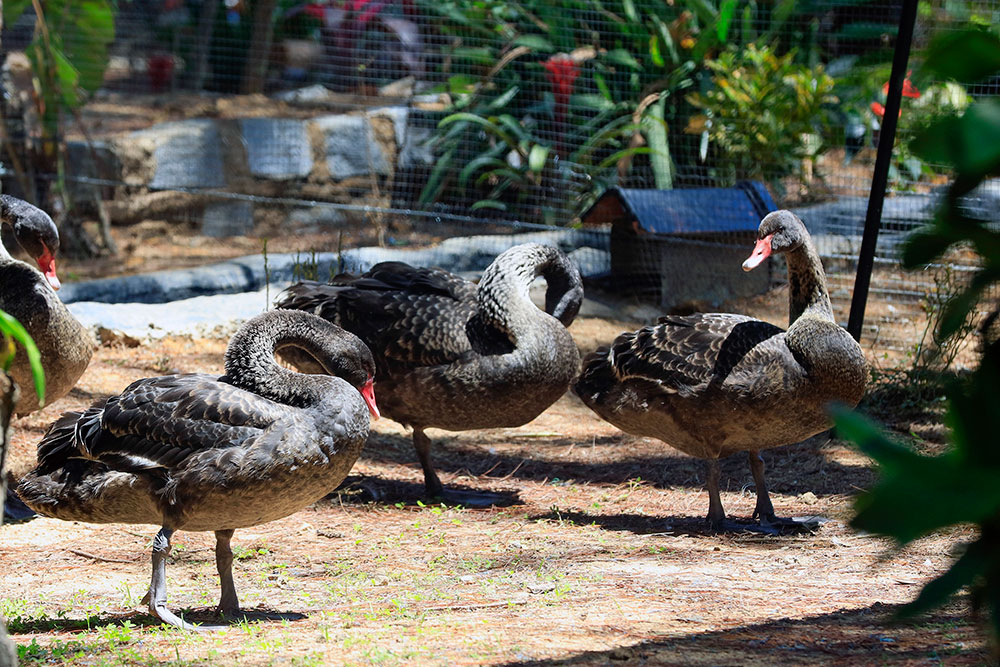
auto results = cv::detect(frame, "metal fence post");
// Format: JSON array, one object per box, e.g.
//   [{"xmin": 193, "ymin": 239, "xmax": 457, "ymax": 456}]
[{"xmin": 846, "ymin": 0, "xmax": 920, "ymax": 342}]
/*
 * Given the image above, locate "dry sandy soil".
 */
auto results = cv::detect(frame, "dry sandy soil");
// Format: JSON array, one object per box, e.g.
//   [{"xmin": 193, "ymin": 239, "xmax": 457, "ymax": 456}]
[{"xmin": 0, "ymin": 301, "xmax": 991, "ymax": 665}]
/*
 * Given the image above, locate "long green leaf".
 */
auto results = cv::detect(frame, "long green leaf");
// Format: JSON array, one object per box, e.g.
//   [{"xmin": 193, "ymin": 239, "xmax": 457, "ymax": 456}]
[
  {"xmin": 0, "ymin": 310, "xmax": 45, "ymax": 405},
  {"xmin": 716, "ymin": 0, "xmax": 737, "ymax": 43},
  {"xmin": 470, "ymin": 199, "xmax": 508, "ymax": 212},
  {"xmin": 528, "ymin": 144, "xmax": 549, "ymax": 174},
  {"xmin": 417, "ymin": 148, "xmax": 455, "ymax": 206},
  {"xmin": 643, "ymin": 95, "xmax": 673, "ymax": 189},
  {"xmin": 439, "ymin": 113, "xmax": 521, "ymax": 151},
  {"xmin": 459, "ymin": 156, "xmax": 509, "ymax": 190}
]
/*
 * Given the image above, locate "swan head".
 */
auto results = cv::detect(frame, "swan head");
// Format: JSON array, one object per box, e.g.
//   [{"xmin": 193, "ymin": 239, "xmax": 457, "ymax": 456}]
[
  {"xmin": 311, "ymin": 329, "xmax": 380, "ymax": 420},
  {"xmin": 742, "ymin": 210, "xmax": 808, "ymax": 272},
  {"xmin": 0, "ymin": 195, "xmax": 61, "ymax": 290}
]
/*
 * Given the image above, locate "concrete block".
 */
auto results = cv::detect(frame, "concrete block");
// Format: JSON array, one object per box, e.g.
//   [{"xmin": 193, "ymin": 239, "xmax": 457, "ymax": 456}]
[
  {"xmin": 202, "ymin": 200, "xmax": 255, "ymax": 238},
  {"xmin": 139, "ymin": 119, "xmax": 226, "ymax": 189},
  {"xmin": 240, "ymin": 118, "xmax": 312, "ymax": 180},
  {"xmin": 312, "ymin": 114, "xmax": 391, "ymax": 180}
]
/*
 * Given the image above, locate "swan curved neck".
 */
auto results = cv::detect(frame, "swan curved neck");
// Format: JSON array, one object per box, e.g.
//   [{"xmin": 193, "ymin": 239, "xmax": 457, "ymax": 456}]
[
  {"xmin": 224, "ymin": 313, "xmax": 331, "ymax": 406},
  {"xmin": 476, "ymin": 244, "xmax": 583, "ymax": 334},
  {"xmin": 785, "ymin": 240, "xmax": 833, "ymax": 325}
]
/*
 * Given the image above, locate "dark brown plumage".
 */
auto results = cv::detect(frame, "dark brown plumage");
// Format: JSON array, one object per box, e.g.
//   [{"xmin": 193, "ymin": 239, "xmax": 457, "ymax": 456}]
[
  {"xmin": 17, "ymin": 310, "xmax": 379, "ymax": 629},
  {"xmin": 0, "ymin": 195, "xmax": 93, "ymax": 415},
  {"xmin": 276, "ymin": 243, "xmax": 584, "ymax": 504},
  {"xmin": 575, "ymin": 210, "xmax": 869, "ymax": 532}
]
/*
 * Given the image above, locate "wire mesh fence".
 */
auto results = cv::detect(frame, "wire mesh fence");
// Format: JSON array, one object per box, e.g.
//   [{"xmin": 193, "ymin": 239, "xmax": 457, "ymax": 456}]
[{"xmin": 2, "ymin": 0, "xmax": 998, "ymax": 364}]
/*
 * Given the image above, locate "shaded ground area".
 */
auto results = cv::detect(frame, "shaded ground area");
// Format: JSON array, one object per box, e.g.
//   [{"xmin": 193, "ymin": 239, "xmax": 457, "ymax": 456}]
[{"xmin": 1, "ymin": 314, "xmax": 989, "ymax": 665}]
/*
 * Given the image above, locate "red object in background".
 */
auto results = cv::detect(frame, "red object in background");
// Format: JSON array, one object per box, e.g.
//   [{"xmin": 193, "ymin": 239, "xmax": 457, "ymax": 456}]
[
  {"xmin": 871, "ymin": 73, "xmax": 920, "ymax": 120},
  {"xmin": 881, "ymin": 76, "xmax": 921, "ymax": 99},
  {"xmin": 542, "ymin": 55, "xmax": 580, "ymax": 109},
  {"xmin": 542, "ymin": 55, "xmax": 580, "ymax": 156},
  {"xmin": 147, "ymin": 54, "xmax": 175, "ymax": 93}
]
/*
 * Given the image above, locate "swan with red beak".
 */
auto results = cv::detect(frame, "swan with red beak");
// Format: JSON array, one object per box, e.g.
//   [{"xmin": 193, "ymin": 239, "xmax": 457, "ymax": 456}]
[
  {"xmin": 0, "ymin": 195, "xmax": 63, "ymax": 290},
  {"xmin": 0, "ymin": 196, "xmax": 94, "ymax": 419}
]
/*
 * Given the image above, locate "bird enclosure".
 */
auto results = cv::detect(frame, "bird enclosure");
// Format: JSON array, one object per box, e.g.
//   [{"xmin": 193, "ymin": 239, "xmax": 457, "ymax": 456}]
[{"xmin": 1, "ymin": 0, "xmax": 997, "ymax": 365}]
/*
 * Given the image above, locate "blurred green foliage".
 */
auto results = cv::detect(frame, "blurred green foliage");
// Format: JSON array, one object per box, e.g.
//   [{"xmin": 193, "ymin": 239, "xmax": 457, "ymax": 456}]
[
  {"xmin": 834, "ymin": 25, "xmax": 1000, "ymax": 650},
  {"xmin": 686, "ymin": 44, "xmax": 836, "ymax": 188},
  {"xmin": 415, "ymin": 0, "xmax": 816, "ymax": 222},
  {"xmin": 2, "ymin": 0, "xmax": 114, "ymax": 146}
]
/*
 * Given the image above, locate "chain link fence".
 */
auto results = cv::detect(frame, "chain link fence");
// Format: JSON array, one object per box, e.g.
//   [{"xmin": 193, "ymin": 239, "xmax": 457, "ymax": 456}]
[{"xmin": 2, "ymin": 0, "xmax": 998, "ymax": 363}]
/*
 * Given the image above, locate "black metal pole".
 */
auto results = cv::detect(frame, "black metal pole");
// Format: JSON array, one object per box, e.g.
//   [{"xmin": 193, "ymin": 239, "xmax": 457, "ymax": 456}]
[{"xmin": 846, "ymin": 0, "xmax": 920, "ymax": 342}]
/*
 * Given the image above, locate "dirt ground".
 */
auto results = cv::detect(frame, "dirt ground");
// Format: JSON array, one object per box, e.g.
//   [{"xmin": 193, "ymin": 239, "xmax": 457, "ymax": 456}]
[{"xmin": 1, "ymin": 299, "xmax": 991, "ymax": 665}]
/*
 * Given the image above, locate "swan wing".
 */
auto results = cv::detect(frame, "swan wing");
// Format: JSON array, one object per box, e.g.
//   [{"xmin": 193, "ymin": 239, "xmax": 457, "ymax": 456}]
[
  {"xmin": 38, "ymin": 374, "xmax": 294, "ymax": 472},
  {"xmin": 278, "ymin": 264, "xmax": 477, "ymax": 372},
  {"xmin": 606, "ymin": 314, "xmax": 786, "ymax": 390}
]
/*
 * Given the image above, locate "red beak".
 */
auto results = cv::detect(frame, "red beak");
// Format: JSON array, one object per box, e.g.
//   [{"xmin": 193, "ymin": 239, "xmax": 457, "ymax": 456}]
[
  {"xmin": 361, "ymin": 377, "xmax": 379, "ymax": 419},
  {"xmin": 37, "ymin": 246, "xmax": 60, "ymax": 290},
  {"xmin": 742, "ymin": 234, "xmax": 773, "ymax": 272}
]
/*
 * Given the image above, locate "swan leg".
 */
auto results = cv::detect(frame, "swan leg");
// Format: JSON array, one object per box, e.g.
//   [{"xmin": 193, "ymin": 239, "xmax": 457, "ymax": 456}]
[
  {"xmin": 413, "ymin": 428, "xmax": 445, "ymax": 498},
  {"xmin": 748, "ymin": 451, "xmax": 825, "ymax": 533},
  {"xmin": 705, "ymin": 459, "xmax": 727, "ymax": 529},
  {"xmin": 147, "ymin": 528, "xmax": 204, "ymax": 631},
  {"xmin": 413, "ymin": 429, "xmax": 513, "ymax": 507},
  {"xmin": 214, "ymin": 529, "xmax": 240, "ymax": 618},
  {"xmin": 705, "ymin": 458, "xmax": 778, "ymax": 533}
]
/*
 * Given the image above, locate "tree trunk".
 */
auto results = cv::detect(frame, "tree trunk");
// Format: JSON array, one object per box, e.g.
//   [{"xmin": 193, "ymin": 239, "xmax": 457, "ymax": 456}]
[{"xmin": 241, "ymin": 0, "xmax": 278, "ymax": 94}]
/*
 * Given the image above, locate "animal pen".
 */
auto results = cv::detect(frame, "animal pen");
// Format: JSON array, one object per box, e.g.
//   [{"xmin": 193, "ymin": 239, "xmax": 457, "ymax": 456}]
[{"xmin": 1, "ymin": 0, "xmax": 996, "ymax": 364}]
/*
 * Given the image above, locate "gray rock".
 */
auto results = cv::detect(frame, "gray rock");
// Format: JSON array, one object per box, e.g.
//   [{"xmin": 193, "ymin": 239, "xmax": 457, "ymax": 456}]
[
  {"xmin": 202, "ymin": 200, "xmax": 255, "ymax": 238},
  {"xmin": 240, "ymin": 118, "xmax": 312, "ymax": 180},
  {"xmin": 312, "ymin": 114, "xmax": 390, "ymax": 179},
  {"xmin": 399, "ymin": 125, "xmax": 435, "ymax": 168},
  {"xmin": 369, "ymin": 106, "xmax": 408, "ymax": 148},
  {"xmin": 139, "ymin": 119, "xmax": 226, "ymax": 189},
  {"xmin": 60, "ymin": 252, "xmax": 341, "ymax": 304},
  {"xmin": 289, "ymin": 205, "xmax": 347, "ymax": 229},
  {"xmin": 58, "ymin": 230, "xmax": 612, "ymax": 306},
  {"xmin": 70, "ymin": 287, "xmax": 277, "ymax": 339},
  {"xmin": 273, "ymin": 84, "xmax": 337, "ymax": 104}
]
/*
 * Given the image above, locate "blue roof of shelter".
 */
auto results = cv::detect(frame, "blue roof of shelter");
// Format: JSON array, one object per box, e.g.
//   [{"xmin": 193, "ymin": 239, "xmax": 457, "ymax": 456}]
[{"xmin": 583, "ymin": 181, "xmax": 776, "ymax": 235}]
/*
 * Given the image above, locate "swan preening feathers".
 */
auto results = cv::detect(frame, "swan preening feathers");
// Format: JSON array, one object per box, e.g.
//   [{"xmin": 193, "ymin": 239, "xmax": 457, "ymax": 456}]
[
  {"xmin": 17, "ymin": 310, "xmax": 379, "ymax": 628},
  {"xmin": 276, "ymin": 242, "xmax": 584, "ymax": 505}
]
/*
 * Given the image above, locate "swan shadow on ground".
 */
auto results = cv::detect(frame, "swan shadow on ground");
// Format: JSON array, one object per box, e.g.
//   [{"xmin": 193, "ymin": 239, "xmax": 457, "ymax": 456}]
[
  {"xmin": 495, "ymin": 599, "xmax": 987, "ymax": 665},
  {"xmin": 329, "ymin": 474, "xmax": 522, "ymax": 507},
  {"xmin": 6, "ymin": 609, "xmax": 307, "ymax": 634},
  {"xmin": 356, "ymin": 429, "xmax": 876, "ymax": 500},
  {"xmin": 524, "ymin": 509, "xmax": 826, "ymax": 538}
]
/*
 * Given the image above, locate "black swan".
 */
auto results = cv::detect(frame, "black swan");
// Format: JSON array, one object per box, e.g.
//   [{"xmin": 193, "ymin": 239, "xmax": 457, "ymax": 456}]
[
  {"xmin": 574, "ymin": 210, "xmax": 868, "ymax": 532},
  {"xmin": 0, "ymin": 195, "xmax": 94, "ymax": 415},
  {"xmin": 17, "ymin": 309, "xmax": 379, "ymax": 629},
  {"xmin": 276, "ymin": 242, "xmax": 584, "ymax": 505}
]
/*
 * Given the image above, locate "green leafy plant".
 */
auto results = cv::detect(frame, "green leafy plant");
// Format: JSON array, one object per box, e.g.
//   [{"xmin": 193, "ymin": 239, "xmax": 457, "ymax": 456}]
[
  {"xmin": 0, "ymin": 310, "xmax": 45, "ymax": 404},
  {"xmin": 415, "ymin": 0, "xmax": 775, "ymax": 222},
  {"xmin": 2, "ymin": 0, "xmax": 115, "ymax": 254},
  {"xmin": 686, "ymin": 43, "xmax": 836, "ymax": 189},
  {"xmin": 833, "ymin": 25, "xmax": 1000, "ymax": 651}
]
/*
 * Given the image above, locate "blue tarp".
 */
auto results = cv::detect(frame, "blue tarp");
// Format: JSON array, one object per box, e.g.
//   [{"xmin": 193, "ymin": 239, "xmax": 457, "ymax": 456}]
[{"xmin": 590, "ymin": 181, "xmax": 776, "ymax": 236}]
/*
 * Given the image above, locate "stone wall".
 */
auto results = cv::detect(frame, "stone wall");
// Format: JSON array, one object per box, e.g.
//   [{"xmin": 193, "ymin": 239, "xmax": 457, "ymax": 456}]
[{"xmin": 77, "ymin": 105, "xmax": 435, "ymax": 237}]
